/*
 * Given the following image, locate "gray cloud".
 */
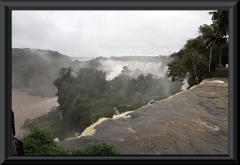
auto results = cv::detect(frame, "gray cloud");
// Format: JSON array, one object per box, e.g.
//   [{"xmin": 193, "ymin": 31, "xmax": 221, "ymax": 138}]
[{"xmin": 12, "ymin": 10, "xmax": 213, "ymax": 57}]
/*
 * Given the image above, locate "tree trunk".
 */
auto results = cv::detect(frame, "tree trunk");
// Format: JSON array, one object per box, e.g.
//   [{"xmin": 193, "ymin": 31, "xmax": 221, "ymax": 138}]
[
  {"xmin": 209, "ymin": 46, "xmax": 212, "ymax": 72},
  {"xmin": 219, "ymin": 50, "xmax": 222, "ymax": 65},
  {"xmin": 192, "ymin": 55, "xmax": 198, "ymax": 84}
]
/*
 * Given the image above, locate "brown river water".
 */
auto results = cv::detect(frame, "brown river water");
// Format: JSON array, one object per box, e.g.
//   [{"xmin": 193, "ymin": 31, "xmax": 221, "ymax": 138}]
[{"xmin": 12, "ymin": 89, "xmax": 58, "ymax": 138}]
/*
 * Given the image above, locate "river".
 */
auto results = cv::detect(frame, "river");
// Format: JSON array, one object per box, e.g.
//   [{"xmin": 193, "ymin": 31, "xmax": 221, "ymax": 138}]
[{"xmin": 12, "ymin": 89, "xmax": 58, "ymax": 138}]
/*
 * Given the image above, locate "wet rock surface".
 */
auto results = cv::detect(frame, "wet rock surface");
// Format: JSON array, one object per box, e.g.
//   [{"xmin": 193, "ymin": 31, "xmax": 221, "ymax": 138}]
[{"xmin": 59, "ymin": 78, "xmax": 228, "ymax": 155}]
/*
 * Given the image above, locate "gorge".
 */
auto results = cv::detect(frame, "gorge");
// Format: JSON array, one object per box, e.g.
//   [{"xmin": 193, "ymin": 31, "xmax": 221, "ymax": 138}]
[{"xmin": 12, "ymin": 48, "xmax": 184, "ymax": 140}]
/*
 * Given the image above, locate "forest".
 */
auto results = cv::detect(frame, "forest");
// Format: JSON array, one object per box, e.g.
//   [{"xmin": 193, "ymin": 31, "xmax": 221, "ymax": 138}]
[{"xmin": 54, "ymin": 67, "xmax": 169, "ymax": 126}]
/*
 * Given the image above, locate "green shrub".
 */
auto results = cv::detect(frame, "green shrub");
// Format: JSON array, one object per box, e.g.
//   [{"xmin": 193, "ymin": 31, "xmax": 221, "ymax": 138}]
[
  {"xmin": 21, "ymin": 126, "xmax": 120, "ymax": 155},
  {"xmin": 70, "ymin": 141, "xmax": 120, "ymax": 155},
  {"xmin": 21, "ymin": 125, "xmax": 68, "ymax": 155}
]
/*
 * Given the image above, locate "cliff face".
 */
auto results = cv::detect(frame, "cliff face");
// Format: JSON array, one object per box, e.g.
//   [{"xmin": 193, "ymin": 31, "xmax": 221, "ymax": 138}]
[{"xmin": 59, "ymin": 78, "xmax": 228, "ymax": 155}]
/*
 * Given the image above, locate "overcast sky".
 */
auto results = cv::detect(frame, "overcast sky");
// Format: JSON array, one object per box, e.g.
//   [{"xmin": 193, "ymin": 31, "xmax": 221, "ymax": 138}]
[{"xmin": 12, "ymin": 10, "xmax": 213, "ymax": 57}]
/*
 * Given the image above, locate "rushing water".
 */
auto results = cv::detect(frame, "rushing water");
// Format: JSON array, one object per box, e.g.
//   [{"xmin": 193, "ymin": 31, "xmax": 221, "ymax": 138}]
[
  {"xmin": 12, "ymin": 89, "xmax": 58, "ymax": 138},
  {"xmin": 70, "ymin": 57, "xmax": 169, "ymax": 81},
  {"xmin": 100, "ymin": 60, "xmax": 168, "ymax": 81}
]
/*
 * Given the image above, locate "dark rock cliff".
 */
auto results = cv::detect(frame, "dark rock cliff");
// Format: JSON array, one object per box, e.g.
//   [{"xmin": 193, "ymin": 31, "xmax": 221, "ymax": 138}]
[{"xmin": 59, "ymin": 77, "xmax": 228, "ymax": 155}]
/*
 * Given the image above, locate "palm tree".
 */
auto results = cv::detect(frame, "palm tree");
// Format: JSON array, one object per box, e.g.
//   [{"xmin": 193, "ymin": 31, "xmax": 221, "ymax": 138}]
[
  {"xmin": 198, "ymin": 24, "xmax": 215, "ymax": 72},
  {"xmin": 209, "ymin": 10, "xmax": 228, "ymax": 66},
  {"xmin": 209, "ymin": 10, "xmax": 228, "ymax": 45}
]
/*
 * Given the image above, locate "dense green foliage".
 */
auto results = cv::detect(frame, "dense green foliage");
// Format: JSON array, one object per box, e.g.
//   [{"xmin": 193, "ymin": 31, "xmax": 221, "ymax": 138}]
[
  {"xmin": 53, "ymin": 67, "xmax": 168, "ymax": 133},
  {"xmin": 21, "ymin": 126, "xmax": 120, "ymax": 155},
  {"xmin": 21, "ymin": 126, "xmax": 68, "ymax": 155},
  {"xmin": 209, "ymin": 10, "xmax": 228, "ymax": 48},
  {"xmin": 167, "ymin": 36, "xmax": 228, "ymax": 87},
  {"xmin": 70, "ymin": 142, "xmax": 120, "ymax": 155}
]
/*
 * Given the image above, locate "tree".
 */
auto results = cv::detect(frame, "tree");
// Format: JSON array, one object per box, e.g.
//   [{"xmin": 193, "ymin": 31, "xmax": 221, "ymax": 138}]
[
  {"xmin": 121, "ymin": 66, "xmax": 131, "ymax": 75},
  {"xmin": 198, "ymin": 24, "xmax": 215, "ymax": 72},
  {"xmin": 167, "ymin": 50, "xmax": 189, "ymax": 82},
  {"xmin": 188, "ymin": 50, "xmax": 207, "ymax": 84},
  {"xmin": 209, "ymin": 10, "xmax": 228, "ymax": 47},
  {"xmin": 208, "ymin": 10, "xmax": 228, "ymax": 66},
  {"xmin": 53, "ymin": 67, "xmax": 74, "ymax": 121},
  {"xmin": 167, "ymin": 37, "xmax": 208, "ymax": 86},
  {"xmin": 59, "ymin": 67, "xmax": 74, "ymax": 81},
  {"xmin": 21, "ymin": 126, "xmax": 67, "ymax": 155}
]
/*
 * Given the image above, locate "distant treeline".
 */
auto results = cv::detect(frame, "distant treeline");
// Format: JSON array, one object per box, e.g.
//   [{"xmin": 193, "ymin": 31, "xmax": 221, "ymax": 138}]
[{"xmin": 12, "ymin": 48, "xmax": 86, "ymax": 97}]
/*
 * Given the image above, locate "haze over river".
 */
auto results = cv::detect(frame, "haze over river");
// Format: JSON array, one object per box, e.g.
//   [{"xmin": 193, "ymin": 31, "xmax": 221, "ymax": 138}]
[{"xmin": 12, "ymin": 89, "xmax": 58, "ymax": 138}]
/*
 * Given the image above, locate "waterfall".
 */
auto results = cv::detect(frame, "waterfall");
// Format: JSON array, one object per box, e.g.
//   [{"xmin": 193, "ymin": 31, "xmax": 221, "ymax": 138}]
[
  {"xmin": 100, "ymin": 59, "xmax": 164, "ymax": 80},
  {"xmin": 181, "ymin": 73, "xmax": 189, "ymax": 91},
  {"xmin": 114, "ymin": 108, "xmax": 120, "ymax": 115}
]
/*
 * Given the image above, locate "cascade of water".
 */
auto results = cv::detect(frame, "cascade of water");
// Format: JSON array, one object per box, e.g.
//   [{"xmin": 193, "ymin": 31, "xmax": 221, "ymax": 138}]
[
  {"xmin": 100, "ymin": 60, "xmax": 165, "ymax": 80},
  {"xmin": 181, "ymin": 77, "xmax": 189, "ymax": 91},
  {"xmin": 114, "ymin": 108, "xmax": 120, "ymax": 115},
  {"xmin": 162, "ymin": 65, "xmax": 168, "ymax": 77}
]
